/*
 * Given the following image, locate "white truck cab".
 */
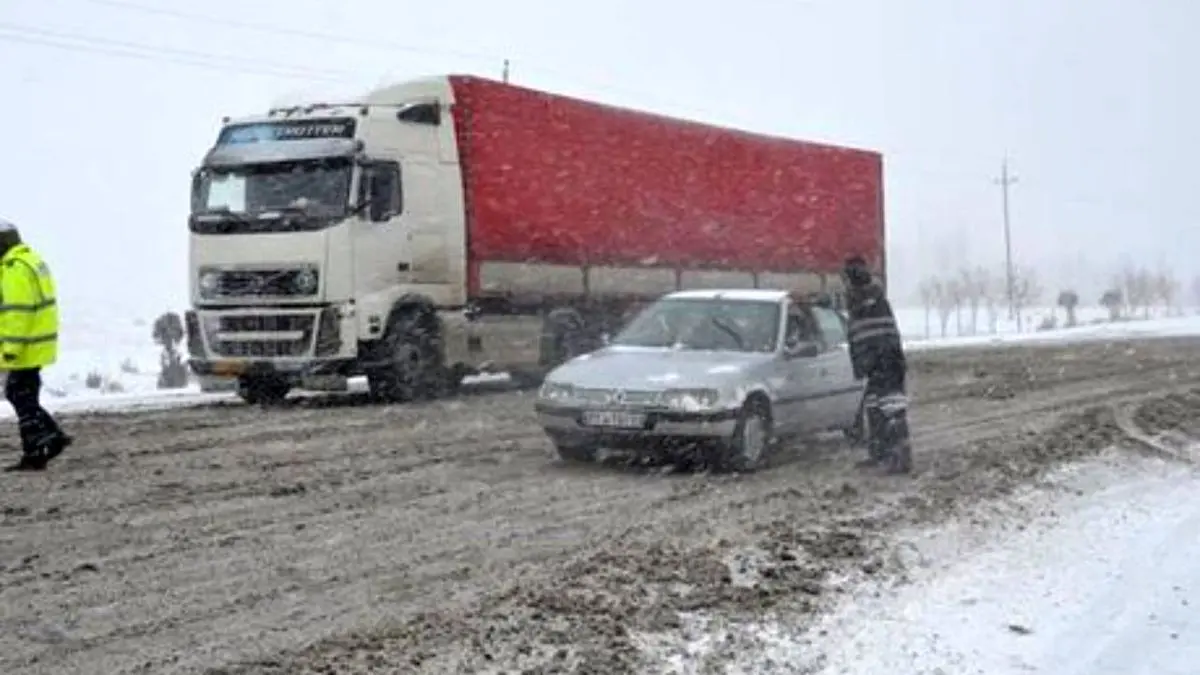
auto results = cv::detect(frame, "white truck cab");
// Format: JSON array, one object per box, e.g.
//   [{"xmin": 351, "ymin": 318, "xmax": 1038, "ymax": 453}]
[{"xmin": 187, "ymin": 77, "xmax": 495, "ymax": 404}]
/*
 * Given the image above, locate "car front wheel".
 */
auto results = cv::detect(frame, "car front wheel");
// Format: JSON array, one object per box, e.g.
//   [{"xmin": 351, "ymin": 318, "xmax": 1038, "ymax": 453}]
[{"xmin": 716, "ymin": 399, "xmax": 772, "ymax": 472}]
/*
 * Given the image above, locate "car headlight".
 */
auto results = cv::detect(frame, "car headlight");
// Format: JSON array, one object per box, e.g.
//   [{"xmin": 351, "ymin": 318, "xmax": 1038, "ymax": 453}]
[
  {"xmin": 293, "ymin": 267, "xmax": 319, "ymax": 295},
  {"xmin": 660, "ymin": 388, "xmax": 721, "ymax": 411},
  {"xmin": 538, "ymin": 381, "xmax": 575, "ymax": 402},
  {"xmin": 198, "ymin": 271, "xmax": 221, "ymax": 296}
]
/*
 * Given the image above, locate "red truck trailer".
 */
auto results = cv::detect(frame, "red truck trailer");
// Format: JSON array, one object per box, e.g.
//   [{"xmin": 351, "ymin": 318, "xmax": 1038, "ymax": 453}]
[
  {"xmin": 189, "ymin": 73, "xmax": 885, "ymax": 402},
  {"xmin": 449, "ymin": 75, "xmax": 885, "ymax": 304}
]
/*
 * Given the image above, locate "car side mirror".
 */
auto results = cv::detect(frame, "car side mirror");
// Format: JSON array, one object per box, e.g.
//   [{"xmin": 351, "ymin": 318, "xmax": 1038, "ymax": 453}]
[{"xmin": 784, "ymin": 340, "xmax": 820, "ymax": 358}]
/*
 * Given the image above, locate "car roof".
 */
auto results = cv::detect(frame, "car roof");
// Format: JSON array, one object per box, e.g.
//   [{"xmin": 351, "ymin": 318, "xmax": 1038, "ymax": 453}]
[{"xmin": 664, "ymin": 289, "xmax": 790, "ymax": 302}]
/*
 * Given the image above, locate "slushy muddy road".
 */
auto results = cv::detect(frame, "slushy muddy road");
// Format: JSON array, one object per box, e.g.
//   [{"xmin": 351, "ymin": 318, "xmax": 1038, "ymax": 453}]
[{"xmin": 2, "ymin": 338, "xmax": 1200, "ymax": 674}]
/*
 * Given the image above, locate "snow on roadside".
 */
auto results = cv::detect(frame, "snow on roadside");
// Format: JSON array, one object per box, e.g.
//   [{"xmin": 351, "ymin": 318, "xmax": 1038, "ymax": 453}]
[
  {"xmin": 722, "ymin": 451, "xmax": 1200, "ymax": 675},
  {"xmin": 905, "ymin": 314, "xmax": 1200, "ymax": 351}
]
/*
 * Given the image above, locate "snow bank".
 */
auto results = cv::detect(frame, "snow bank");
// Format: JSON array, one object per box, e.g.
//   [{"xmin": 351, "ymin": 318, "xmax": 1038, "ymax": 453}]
[
  {"xmin": 810, "ymin": 453, "xmax": 1200, "ymax": 674},
  {"xmin": 905, "ymin": 313, "xmax": 1200, "ymax": 351}
]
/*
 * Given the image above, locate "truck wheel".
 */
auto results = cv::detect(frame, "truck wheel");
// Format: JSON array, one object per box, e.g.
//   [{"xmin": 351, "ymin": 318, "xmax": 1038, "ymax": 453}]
[
  {"xmin": 539, "ymin": 308, "xmax": 593, "ymax": 368},
  {"xmin": 237, "ymin": 376, "xmax": 291, "ymax": 406},
  {"xmin": 715, "ymin": 398, "xmax": 772, "ymax": 473},
  {"xmin": 367, "ymin": 310, "xmax": 444, "ymax": 403}
]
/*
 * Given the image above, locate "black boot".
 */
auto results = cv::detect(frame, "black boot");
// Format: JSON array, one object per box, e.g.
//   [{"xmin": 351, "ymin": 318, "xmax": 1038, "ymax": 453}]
[
  {"xmin": 855, "ymin": 403, "xmax": 888, "ymax": 468},
  {"xmin": 45, "ymin": 433, "xmax": 73, "ymax": 462},
  {"xmin": 4, "ymin": 448, "xmax": 48, "ymax": 472},
  {"xmin": 882, "ymin": 410, "xmax": 913, "ymax": 475}
]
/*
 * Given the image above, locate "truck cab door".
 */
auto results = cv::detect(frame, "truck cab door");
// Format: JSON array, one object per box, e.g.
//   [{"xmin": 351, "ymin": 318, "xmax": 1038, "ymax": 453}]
[{"xmin": 353, "ymin": 160, "xmax": 410, "ymax": 302}]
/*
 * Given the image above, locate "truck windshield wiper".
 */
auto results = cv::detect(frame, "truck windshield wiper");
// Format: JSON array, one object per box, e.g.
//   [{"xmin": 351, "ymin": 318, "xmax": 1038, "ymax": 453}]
[{"xmin": 192, "ymin": 207, "xmax": 261, "ymax": 233}]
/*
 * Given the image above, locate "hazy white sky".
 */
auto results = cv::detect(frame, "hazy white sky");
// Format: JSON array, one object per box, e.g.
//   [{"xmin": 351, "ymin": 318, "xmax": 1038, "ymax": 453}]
[{"xmin": 1, "ymin": 0, "xmax": 1195, "ymax": 317}]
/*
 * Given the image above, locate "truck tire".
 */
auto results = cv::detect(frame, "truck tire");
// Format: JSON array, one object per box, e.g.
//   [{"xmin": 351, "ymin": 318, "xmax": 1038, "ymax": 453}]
[
  {"xmin": 367, "ymin": 310, "xmax": 444, "ymax": 403},
  {"xmin": 538, "ymin": 308, "xmax": 593, "ymax": 369},
  {"xmin": 237, "ymin": 376, "xmax": 291, "ymax": 406},
  {"xmin": 714, "ymin": 397, "xmax": 772, "ymax": 473}
]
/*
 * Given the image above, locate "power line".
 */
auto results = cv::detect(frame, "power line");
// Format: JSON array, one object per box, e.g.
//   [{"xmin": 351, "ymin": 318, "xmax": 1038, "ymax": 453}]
[
  {"xmin": 0, "ymin": 21, "xmax": 349, "ymax": 81},
  {"xmin": 64, "ymin": 0, "xmax": 716, "ymax": 117},
  {"xmin": 71, "ymin": 0, "xmax": 506, "ymax": 64}
]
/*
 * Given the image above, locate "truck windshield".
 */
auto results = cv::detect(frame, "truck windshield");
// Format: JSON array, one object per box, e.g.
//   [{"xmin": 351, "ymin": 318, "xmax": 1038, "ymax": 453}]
[
  {"xmin": 190, "ymin": 157, "xmax": 353, "ymax": 232},
  {"xmin": 612, "ymin": 298, "xmax": 781, "ymax": 353}
]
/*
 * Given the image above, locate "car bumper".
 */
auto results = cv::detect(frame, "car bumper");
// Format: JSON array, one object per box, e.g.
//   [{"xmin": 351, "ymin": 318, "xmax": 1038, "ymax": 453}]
[{"xmin": 535, "ymin": 403, "xmax": 739, "ymax": 449}]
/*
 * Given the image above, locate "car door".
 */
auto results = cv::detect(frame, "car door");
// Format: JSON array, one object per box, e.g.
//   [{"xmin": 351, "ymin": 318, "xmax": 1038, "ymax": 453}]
[
  {"xmin": 811, "ymin": 305, "xmax": 863, "ymax": 430},
  {"xmin": 777, "ymin": 305, "xmax": 825, "ymax": 435}
]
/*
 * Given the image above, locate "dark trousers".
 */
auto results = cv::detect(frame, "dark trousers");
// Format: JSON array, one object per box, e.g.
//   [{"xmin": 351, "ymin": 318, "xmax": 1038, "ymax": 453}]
[
  {"xmin": 862, "ymin": 362, "xmax": 910, "ymax": 460},
  {"xmin": 5, "ymin": 368, "xmax": 63, "ymax": 456}
]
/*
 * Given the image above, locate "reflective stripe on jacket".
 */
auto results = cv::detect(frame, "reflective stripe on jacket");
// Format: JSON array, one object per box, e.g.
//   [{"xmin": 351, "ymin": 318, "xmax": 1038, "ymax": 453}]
[
  {"xmin": 0, "ymin": 244, "xmax": 58, "ymax": 369},
  {"xmin": 846, "ymin": 282, "xmax": 903, "ymax": 379}
]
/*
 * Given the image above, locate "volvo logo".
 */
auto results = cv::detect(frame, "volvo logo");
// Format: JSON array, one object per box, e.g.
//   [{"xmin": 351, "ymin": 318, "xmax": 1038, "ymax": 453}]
[{"xmin": 612, "ymin": 390, "xmax": 626, "ymax": 403}]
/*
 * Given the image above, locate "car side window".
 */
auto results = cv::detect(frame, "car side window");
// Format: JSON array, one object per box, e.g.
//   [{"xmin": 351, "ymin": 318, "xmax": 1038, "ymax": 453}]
[
  {"xmin": 813, "ymin": 307, "xmax": 848, "ymax": 348},
  {"xmin": 785, "ymin": 307, "xmax": 819, "ymax": 348}
]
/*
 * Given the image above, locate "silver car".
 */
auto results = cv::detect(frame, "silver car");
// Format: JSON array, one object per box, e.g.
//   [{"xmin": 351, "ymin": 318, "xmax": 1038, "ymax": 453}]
[{"xmin": 534, "ymin": 289, "xmax": 866, "ymax": 471}]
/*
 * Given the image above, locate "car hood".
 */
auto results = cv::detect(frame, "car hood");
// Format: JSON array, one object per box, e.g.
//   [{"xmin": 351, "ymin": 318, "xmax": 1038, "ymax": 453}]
[{"xmin": 547, "ymin": 345, "xmax": 774, "ymax": 390}]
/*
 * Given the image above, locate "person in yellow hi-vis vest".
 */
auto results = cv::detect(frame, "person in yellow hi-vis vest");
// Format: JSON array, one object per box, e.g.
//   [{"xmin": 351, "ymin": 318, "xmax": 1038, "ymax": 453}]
[{"xmin": 0, "ymin": 219, "xmax": 72, "ymax": 471}]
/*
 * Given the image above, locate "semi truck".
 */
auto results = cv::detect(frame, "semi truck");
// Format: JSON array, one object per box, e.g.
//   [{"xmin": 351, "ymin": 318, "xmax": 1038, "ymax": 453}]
[{"xmin": 185, "ymin": 74, "xmax": 885, "ymax": 404}]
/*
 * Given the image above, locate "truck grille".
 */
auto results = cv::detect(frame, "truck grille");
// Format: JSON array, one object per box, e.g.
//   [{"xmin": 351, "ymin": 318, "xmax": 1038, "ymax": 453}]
[
  {"xmin": 204, "ymin": 268, "xmax": 318, "ymax": 298},
  {"xmin": 205, "ymin": 313, "xmax": 316, "ymax": 358}
]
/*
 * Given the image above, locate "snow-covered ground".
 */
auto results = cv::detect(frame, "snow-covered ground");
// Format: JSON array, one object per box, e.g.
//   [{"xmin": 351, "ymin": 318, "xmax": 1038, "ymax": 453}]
[
  {"xmin": 810, "ymin": 452, "xmax": 1200, "ymax": 675},
  {"xmin": 14, "ymin": 303, "xmax": 1200, "ymax": 416}
]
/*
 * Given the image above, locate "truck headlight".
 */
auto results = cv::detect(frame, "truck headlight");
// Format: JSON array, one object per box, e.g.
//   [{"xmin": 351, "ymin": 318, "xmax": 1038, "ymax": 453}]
[
  {"xmin": 660, "ymin": 388, "xmax": 721, "ymax": 411},
  {"xmin": 538, "ymin": 381, "xmax": 575, "ymax": 402},
  {"xmin": 293, "ymin": 268, "xmax": 318, "ymax": 295},
  {"xmin": 198, "ymin": 271, "xmax": 220, "ymax": 297}
]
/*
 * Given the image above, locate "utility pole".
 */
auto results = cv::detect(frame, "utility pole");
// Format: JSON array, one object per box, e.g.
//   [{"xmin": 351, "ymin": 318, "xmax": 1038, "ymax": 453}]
[
  {"xmin": 995, "ymin": 157, "xmax": 1018, "ymax": 320},
  {"xmin": 502, "ymin": 59, "xmax": 510, "ymax": 83}
]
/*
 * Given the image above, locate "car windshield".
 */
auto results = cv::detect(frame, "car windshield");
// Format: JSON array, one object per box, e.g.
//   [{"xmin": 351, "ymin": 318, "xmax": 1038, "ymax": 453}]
[
  {"xmin": 192, "ymin": 157, "xmax": 353, "ymax": 218},
  {"xmin": 612, "ymin": 297, "xmax": 781, "ymax": 352}
]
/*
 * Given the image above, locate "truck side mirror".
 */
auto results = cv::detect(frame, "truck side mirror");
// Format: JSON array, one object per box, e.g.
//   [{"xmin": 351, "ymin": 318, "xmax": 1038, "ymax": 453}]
[{"xmin": 190, "ymin": 172, "xmax": 203, "ymax": 212}]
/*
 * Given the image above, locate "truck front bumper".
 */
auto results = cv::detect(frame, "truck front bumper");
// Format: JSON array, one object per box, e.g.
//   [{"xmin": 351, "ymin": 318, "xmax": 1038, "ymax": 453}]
[
  {"xmin": 534, "ymin": 403, "xmax": 739, "ymax": 450},
  {"xmin": 188, "ymin": 357, "xmax": 357, "ymax": 378},
  {"xmin": 185, "ymin": 305, "xmax": 358, "ymax": 381}
]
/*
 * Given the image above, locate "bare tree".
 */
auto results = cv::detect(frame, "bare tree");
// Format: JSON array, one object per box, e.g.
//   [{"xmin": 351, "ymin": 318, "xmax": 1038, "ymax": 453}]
[
  {"xmin": 1010, "ymin": 265, "xmax": 1043, "ymax": 332},
  {"xmin": 978, "ymin": 266, "xmax": 1002, "ymax": 334},
  {"xmin": 947, "ymin": 277, "xmax": 965, "ymax": 336},
  {"xmin": 1057, "ymin": 289, "xmax": 1080, "ymax": 327},
  {"xmin": 1192, "ymin": 275, "xmax": 1200, "ymax": 314},
  {"xmin": 918, "ymin": 278, "xmax": 937, "ymax": 339},
  {"xmin": 152, "ymin": 311, "xmax": 189, "ymax": 390},
  {"xmin": 1100, "ymin": 288, "xmax": 1123, "ymax": 321},
  {"xmin": 1118, "ymin": 265, "xmax": 1154, "ymax": 319},
  {"xmin": 1154, "ymin": 269, "xmax": 1181, "ymax": 316},
  {"xmin": 959, "ymin": 268, "xmax": 985, "ymax": 336},
  {"xmin": 934, "ymin": 278, "xmax": 955, "ymax": 338}
]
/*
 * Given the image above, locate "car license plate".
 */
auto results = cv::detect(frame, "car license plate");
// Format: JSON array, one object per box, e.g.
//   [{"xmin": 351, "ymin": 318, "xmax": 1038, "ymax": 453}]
[
  {"xmin": 210, "ymin": 360, "xmax": 247, "ymax": 377},
  {"xmin": 582, "ymin": 410, "xmax": 645, "ymax": 428}
]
